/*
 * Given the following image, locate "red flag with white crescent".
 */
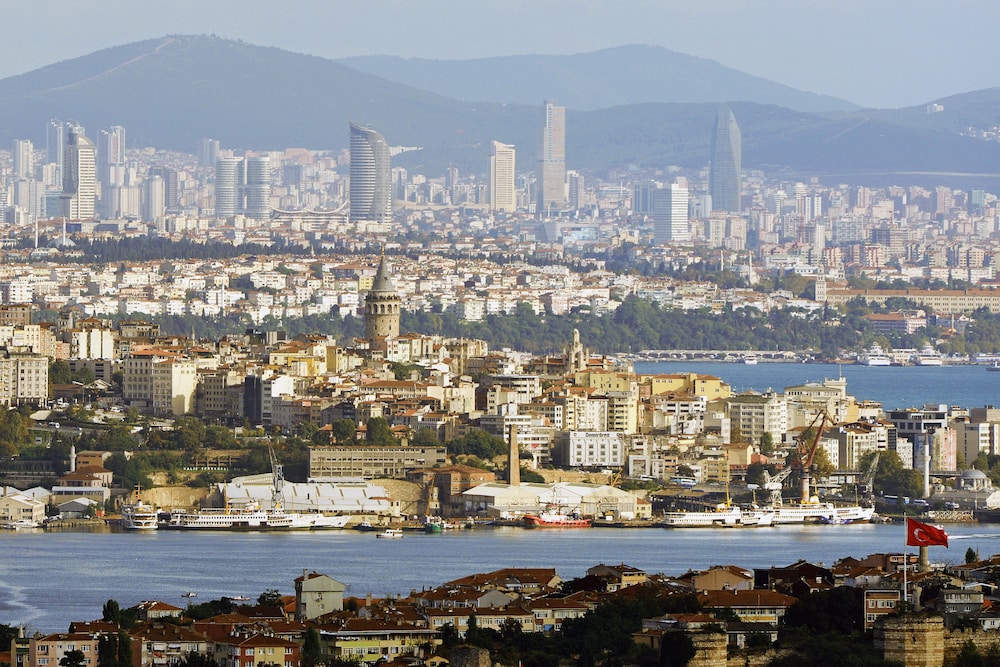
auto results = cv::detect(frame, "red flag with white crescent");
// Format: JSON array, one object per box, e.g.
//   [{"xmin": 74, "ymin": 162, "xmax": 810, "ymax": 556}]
[{"xmin": 906, "ymin": 517, "xmax": 948, "ymax": 548}]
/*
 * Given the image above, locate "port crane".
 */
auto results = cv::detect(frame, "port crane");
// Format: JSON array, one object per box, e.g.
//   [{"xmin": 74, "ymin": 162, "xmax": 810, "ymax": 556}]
[
  {"xmin": 857, "ymin": 451, "xmax": 881, "ymax": 504},
  {"xmin": 269, "ymin": 445, "xmax": 286, "ymax": 512},
  {"xmin": 794, "ymin": 411, "xmax": 832, "ymax": 503},
  {"xmin": 760, "ymin": 467, "xmax": 795, "ymax": 507}
]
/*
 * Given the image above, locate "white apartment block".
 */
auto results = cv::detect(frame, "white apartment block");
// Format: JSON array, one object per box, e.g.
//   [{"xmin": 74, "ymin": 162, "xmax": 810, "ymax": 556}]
[
  {"xmin": 0, "ymin": 348, "xmax": 48, "ymax": 406},
  {"xmin": 151, "ymin": 358, "xmax": 198, "ymax": 416},
  {"xmin": 553, "ymin": 431, "xmax": 626, "ymax": 468}
]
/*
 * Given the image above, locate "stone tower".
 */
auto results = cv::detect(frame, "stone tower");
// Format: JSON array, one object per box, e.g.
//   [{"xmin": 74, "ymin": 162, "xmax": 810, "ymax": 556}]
[{"xmin": 365, "ymin": 254, "xmax": 401, "ymax": 341}]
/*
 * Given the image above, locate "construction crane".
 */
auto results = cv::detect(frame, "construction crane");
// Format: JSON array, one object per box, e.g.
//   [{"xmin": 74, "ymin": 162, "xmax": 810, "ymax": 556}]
[
  {"xmin": 795, "ymin": 411, "xmax": 832, "ymax": 504},
  {"xmin": 761, "ymin": 467, "xmax": 795, "ymax": 507}
]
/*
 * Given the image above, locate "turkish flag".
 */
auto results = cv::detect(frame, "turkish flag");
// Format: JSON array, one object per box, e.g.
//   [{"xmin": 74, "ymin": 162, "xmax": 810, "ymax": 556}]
[{"xmin": 906, "ymin": 517, "xmax": 949, "ymax": 548}]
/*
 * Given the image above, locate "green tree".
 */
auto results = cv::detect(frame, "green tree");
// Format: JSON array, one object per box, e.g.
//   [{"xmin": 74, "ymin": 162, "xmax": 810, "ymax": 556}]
[
  {"xmin": 102, "ymin": 599, "xmax": 121, "ymax": 623},
  {"xmin": 331, "ymin": 419, "xmax": 356, "ymax": 444},
  {"xmin": 966, "ymin": 547, "xmax": 980, "ymax": 564},
  {"xmin": 116, "ymin": 631, "xmax": 132, "ymax": 667},
  {"xmin": 257, "ymin": 589, "xmax": 283, "ymax": 606},
  {"xmin": 758, "ymin": 433, "xmax": 774, "ymax": 456},
  {"xmin": 50, "ymin": 360, "xmax": 73, "ymax": 386},
  {"xmin": 60, "ymin": 650, "xmax": 87, "ymax": 667},
  {"xmin": 365, "ymin": 417, "xmax": 396, "ymax": 446},
  {"xmin": 301, "ymin": 627, "xmax": 321, "ymax": 667},
  {"xmin": 98, "ymin": 635, "xmax": 119, "ymax": 667}
]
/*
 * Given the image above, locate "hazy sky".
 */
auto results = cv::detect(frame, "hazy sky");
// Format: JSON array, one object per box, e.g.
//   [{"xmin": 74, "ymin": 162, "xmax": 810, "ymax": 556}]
[{"xmin": 2, "ymin": 0, "xmax": 997, "ymax": 109}]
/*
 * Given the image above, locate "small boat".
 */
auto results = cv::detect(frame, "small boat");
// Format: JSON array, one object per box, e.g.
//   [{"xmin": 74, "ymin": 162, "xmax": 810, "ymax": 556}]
[
  {"xmin": 355, "ymin": 520, "xmax": 379, "ymax": 532},
  {"xmin": 223, "ymin": 595, "xmax": 251, "ymax": 602},
  {"xmin": 988, "ymin": 362, "xmax": 1000, "ymax": 372},
  {"xmin": 376, "ymin": 528, "xmax": 403, "ymax": 539},
  {"xmin": 742, "ymin": 354, "xmax": 759, "ymax": 365},
  {"xmin": 181, "ymin": 592, "xmax": 198, "ymax": 598},
  {"xmin": 3, "ymin": 519, "xmax": 41, "ymax": 530}
]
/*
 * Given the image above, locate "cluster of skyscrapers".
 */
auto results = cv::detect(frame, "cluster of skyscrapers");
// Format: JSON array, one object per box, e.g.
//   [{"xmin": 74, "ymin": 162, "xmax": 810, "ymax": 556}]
[{"xmin": 4, "ymin": 101, "xmax": 742, "ymax": 239}]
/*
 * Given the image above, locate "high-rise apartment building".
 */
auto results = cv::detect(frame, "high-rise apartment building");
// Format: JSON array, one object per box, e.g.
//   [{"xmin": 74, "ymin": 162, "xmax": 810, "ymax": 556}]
[
  {"xmin": 349, "ymin": 122, "xmax": 391, "ymax": 224},
  {"xmin": 709, "ymin": 105, "xmax": 742, "ymax": 213},
  {"xmin": 46, "ymin": 120, "xmax": 64, "ymax": 175},
  {"xmin": 537, "ymin": 101, "xmax": 566, "ymax": 214},
  {"xmin": 144, "ymin": 175, "xmax": 165, "ymax": 221},
  {"xmin": 653, "ymin": 183, "xmax": 689, "ymax": 244},
  {"xmin": 243, "ymin": 156, "xmax": 272, "ymax": 220},
  {"xmin": 199, "ymin": 138, "xmax": 220, "ymax": 168},
  {"xmin": 215, "ymin": 157, "xmax": 241, "ymax": 218},
  {"xmin": 12, "ymin": 140, "xmax": 33, "ymax": 178},
  {"xmin": 148, "ymin": 166, "xmax": 179, "ymax": 211},
  {"xmin": 490, "ymin": 140, "xmax": 516, "ymax": 213},
  {"xmin": 98, "ymin": 126, "xmax": 127, "ymax": 187},
  {"xmin": 62, "ymin": 127, "xmax": 96, "ymax": 220}
]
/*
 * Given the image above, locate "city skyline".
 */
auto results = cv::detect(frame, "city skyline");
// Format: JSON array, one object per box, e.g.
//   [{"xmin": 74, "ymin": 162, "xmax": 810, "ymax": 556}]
[{"xmin": 0, "ymin": 1, "xmax": 998, "ymax": 109}]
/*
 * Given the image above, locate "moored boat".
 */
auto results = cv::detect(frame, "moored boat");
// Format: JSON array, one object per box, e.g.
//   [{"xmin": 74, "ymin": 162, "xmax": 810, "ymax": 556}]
[
  {"xmin": 121, "ymin": 500, "xmax": 158, "ymax": 531},
  {"xmin": 523, "ymin": 509, "xmax": 592, "ymax": 528},
  {"xmin": 662, "ymin": 505, "xmax": 774, "ymax": 528}
]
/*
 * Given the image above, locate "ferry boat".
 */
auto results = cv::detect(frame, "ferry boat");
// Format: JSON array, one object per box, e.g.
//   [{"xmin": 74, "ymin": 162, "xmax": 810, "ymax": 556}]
[
  {"xmin": 165, "ymin": 504, "xmax": 298, "ymax": 530},
  {"xmin": 860, "ymin": 344, "xmax": 891, "ymax": 366},
  {"xmin": 662, "ymin": 505, "xmax": 774, "ymax": 528},
  {"xmin": 764, "ymin": 502, "xmax": 874, "ymax": 524},
  {"xmin": 523, "ymin": 509, "xmax": 592, "ymax": 528},
  {"xmin": 121, "ymin": 499, "xmax": 159, "ymax": 531},
  {"xmin": 742, "ymin": 354, "xmax": 759, "ymax": 365},
  {"xmin": 913, "ymin": 345, "xmax": 944, "ymax": 366},
  {"xmin": 988, "ymin": 362, "xmax": 1000, "ymax": 372}
]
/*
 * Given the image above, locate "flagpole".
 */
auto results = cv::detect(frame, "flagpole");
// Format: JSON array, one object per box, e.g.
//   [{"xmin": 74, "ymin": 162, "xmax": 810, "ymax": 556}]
[{"xmin": 902, "ymin": 517, "xmax": 908, "ymax": 609}]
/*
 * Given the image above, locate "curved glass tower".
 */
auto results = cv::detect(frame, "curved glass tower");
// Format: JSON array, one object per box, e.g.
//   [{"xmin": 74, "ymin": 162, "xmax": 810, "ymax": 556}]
[
  {"xmin": 349, "ymin": 122, "xmax": 391, "ymax": 224},
  {"xmin": 709, "ymin": 105, "xmax": 742, "ymax": 213}
]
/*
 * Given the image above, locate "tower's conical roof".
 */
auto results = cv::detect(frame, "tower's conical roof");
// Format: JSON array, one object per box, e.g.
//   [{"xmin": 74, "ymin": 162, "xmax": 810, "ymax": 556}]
[{"xmin": 371, "ymin": 254, "xmax": 396, "ymax": 293}]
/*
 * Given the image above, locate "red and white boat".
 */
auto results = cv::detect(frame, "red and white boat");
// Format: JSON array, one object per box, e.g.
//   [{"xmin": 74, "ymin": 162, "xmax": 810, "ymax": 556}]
[{"xmin": 523, "ymin": 509, "xmax": 591, "ymax": 528}]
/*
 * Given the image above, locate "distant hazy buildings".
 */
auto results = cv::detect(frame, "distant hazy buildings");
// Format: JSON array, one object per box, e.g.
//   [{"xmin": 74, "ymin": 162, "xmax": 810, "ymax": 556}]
[
  {"xmin": 537, "ymin": 101, "xmax": 566, "ymax": 214},
  {"xmin": 709, "ymin": 105, "xmax": 742, "ymax": 213},
  {"xmin": 349, "ymin": 122, "xmax": 392, "ymax": 224},
  {"xmin": 490, "ymin": 140, "xmax": 516, "ymax": 213},
  {"xmin": 653, "ymin": 182, "xmax": 689, "ymax": 244}
]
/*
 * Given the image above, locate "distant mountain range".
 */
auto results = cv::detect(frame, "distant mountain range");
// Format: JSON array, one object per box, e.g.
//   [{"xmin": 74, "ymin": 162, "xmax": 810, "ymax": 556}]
[
  {"xmin": 336, "ymin": 45, "xmax": 859, "ymax": 113},
  {"xmin": 1, "ymin": 35, "xmax": 999, "ymax": 181}
]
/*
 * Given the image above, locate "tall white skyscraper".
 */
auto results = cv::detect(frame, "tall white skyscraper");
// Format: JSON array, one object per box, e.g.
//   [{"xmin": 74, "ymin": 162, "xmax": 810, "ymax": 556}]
[
  {"xmin": 12, "ymin": 140, "xmax": 33, "ymax": 178},
  {"xmin": 62, "ymin": 128, "xmax": 96, "ymax": 220},
  {"xmin": 215, "ymin": 157, "xmax": 241, "ymax": 218},
  {"xmin": 489, "ymin": 140, "xmax": 516, "ymax": 213},
  {"xmin": 349, "ymin": 122, "xmax": 392, "ymax": 224},
  {"xmin": 144, "ymin": 175, "xmax": 166, "ymax": 221},
  {"xmin": 537, "ymin": 101, "xmax": 566, "ymax": 214},
  {"xmin": 243, "ymin": 156, "xmax": 272, "ymax": 220},
  {"xmin": 46, "ymin": 120, "xmax": 64, "ymax": 175},
  {"xmin": 98, "ymin": 126, "xmax": 127, "ymax": 187},
  {"xmin": 653, "ymin": 183, "xmax": 689, "ymax": 244}
]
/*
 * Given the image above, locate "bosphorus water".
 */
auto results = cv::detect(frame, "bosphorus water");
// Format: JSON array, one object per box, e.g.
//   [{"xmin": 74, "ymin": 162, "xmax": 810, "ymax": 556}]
[
  {"xmin": 3, "ymin": 523, "xmax": 1000, "ymax": 633},
  {"xmin": 633, "ymin": 361, "xmax": 1000, "ymax": 410}
]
